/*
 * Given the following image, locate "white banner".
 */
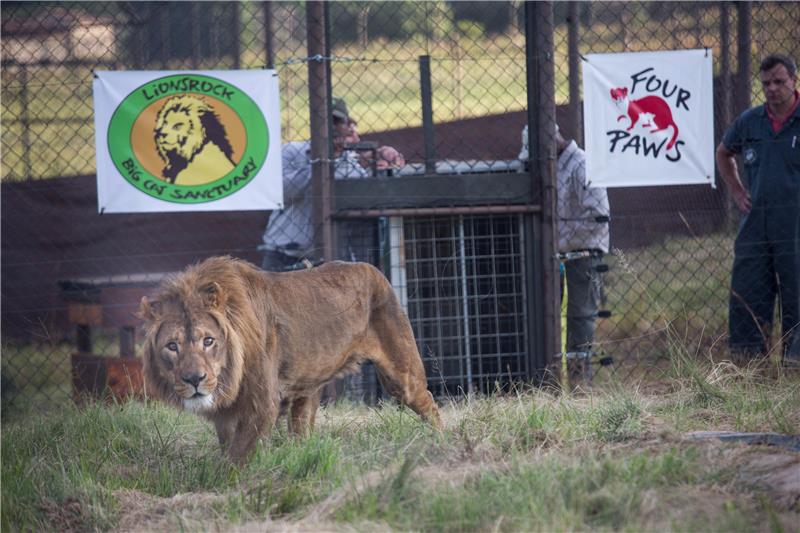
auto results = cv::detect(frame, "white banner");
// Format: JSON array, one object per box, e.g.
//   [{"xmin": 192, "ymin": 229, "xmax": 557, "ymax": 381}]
[
  {"xmin": 582, "ymin": 49, "xmax": 714, "ymax": 188},
  {"xmin": 93, "ymin": 70, "xmax": 282, "ymax": 213}
]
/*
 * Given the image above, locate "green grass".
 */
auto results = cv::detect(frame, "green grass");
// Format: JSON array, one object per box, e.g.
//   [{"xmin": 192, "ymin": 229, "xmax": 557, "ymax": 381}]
[
  {"xmin": 3, "ymin": 362, "xmax": 799, "ymax": 531},
  {"xmin": 597, "ymin": 229, "xmax": 796, "ymax": 382},
  {"xmin": 1, "ymin": 342, "xmax": 73, "ymax": 416},
  {"xmin": 594, "ymin": 232, "xmax": 736, "ymax": 376},
  {"xmin": 1, "ymin": 330, "xmax": 147, "ymax": 416},
  {"xmin": 604, "ymin": 233, "xmax": 733, "ymax": 339},
  {"xmin": 335, "ymin": 447, "xmax": 701, "ymax": 532}
]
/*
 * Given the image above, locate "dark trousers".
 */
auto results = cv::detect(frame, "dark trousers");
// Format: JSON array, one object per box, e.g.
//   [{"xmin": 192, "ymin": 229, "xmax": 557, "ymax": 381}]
[
  {"xmin": 729, "ymin": 206, "xmax": 799, "ymax": 357},
  {"xmin": 564, "ymin": 253, "xmax": 604, "ymax": 353}
]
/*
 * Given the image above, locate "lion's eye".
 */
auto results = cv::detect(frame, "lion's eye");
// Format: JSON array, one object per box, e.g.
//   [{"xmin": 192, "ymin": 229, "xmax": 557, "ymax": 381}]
[
  {"xmin": 203, "ymin": 337, "xmax": 215, "ymax": 347},
  {"xmin": 166, "ymin": 341, "xmax": 179, "ymax": 352}
]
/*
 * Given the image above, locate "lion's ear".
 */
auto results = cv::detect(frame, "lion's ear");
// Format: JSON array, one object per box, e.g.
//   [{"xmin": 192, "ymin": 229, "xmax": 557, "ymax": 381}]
[
  {"xmin": 138, "ymin": 296, "xmax": 162, "ymax": 321},
  {"xmin": 201, "ymin": 282, "xmax": 226, "ymax": 309}
]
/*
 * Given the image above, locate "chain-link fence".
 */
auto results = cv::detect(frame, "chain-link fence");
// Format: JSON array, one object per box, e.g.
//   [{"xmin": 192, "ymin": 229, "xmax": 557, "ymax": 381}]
[
  {"xmin": 556, "ymin": 1, "xmax": 800, "ymax": 386},
  {"xmin": 2, "ymin": 2, "xmax": 799, "ymax": 412}
]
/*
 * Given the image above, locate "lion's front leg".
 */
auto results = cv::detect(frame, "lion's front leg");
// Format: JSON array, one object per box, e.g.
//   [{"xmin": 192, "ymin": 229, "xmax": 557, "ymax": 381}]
[
  {"xmin": 225, "ymin": 354, "xmax": 282, "ymax": 463},
  {"xmin": 227, "ymin": 400, "xmax": 279, "ymax": 463},
  {"xmin": 213, "ymin": 416, "xmax": 236, "ymax": 449}
]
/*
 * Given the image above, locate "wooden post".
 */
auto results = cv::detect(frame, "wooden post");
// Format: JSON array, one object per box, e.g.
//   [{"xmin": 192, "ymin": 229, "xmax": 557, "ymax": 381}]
[
  {"xmin": 307, "ymin": 1, "xmax": 336, "ymax": 402},
  {"xmin": 307, "ymin": 1, "xmax": 333, "ymax": 263}
]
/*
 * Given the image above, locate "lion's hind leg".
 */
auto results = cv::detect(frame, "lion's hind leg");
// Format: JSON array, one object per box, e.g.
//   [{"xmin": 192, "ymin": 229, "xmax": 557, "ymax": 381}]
[
  {"xmin": 368, "ymin": 318, "xmax": 443, "ymax": 430},
  {"xmin": 288, "ymin": 391, "xmax": 321, "ymax": 436},
  {"xmin": 375, "ymin": 365, "xmax": 443, "ymax": 431}
]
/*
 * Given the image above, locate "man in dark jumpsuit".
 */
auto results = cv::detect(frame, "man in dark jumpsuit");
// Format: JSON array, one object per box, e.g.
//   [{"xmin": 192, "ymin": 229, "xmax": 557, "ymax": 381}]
[{"xmin": 716, "ymin": 54, "xmax": 800, "ymax": 364}]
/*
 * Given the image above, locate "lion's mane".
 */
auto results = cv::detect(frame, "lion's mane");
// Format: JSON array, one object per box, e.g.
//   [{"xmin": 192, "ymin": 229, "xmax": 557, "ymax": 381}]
[
  {"xmin": 142, "ymin": 257, "xmax": 269, "ymax": 411},
  {"xmin": 154, "ymin": 95, "xmax": 235, "ymax": 183}
]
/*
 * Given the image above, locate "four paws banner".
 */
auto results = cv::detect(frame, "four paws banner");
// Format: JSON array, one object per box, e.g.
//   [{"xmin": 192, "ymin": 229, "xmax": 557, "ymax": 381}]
[
  {"xmin": 93, "ymin": 70, "xmax": 282, "ymax": 213},
  {"xmin": 582, "ymin": 49, "xmax": 714, "ymax": 188}
]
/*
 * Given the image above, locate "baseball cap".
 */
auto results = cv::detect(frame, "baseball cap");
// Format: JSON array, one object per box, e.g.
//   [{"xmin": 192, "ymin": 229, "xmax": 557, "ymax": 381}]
[{"xmin": 331, "ymin": 97, "xmax": 349, "ymax": 121}]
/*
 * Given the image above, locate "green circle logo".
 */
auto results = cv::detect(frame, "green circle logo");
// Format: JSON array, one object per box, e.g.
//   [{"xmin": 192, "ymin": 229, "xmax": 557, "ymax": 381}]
[{"xmin": 108, "ymin": 74, "xmax": 268, "ymax": 203}]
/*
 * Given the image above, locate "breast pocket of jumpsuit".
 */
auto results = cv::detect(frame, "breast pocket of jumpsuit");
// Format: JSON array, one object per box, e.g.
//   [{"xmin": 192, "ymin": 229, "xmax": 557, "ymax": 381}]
[
  {"xmin": 739, "ymin": 141, "xmax": 764, "ymax": 200},
  {"xmin": 741, "ymin": 142, "xmax": 762, "ymax": 170}
]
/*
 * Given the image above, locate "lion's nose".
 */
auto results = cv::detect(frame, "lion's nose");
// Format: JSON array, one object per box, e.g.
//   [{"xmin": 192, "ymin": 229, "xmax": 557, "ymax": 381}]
[{"xmin": 181, "ymin": 373, "xmax": 207, "ymax": 388}]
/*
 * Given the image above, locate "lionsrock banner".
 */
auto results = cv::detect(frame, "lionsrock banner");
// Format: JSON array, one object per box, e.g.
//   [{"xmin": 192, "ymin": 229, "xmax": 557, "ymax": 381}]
[
  {"xmin": 93, "ymin": 70, "xmax": 282, "ymax": 213},
  {"xmin": 582, "ymin": 49, "xmax": 714, "ymax": 188}
]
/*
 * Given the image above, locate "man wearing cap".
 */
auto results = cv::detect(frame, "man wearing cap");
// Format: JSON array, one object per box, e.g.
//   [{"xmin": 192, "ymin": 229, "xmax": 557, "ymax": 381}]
[{"xmin": 260, "ymin": 97, "xmax": 405, "ymax": 270}]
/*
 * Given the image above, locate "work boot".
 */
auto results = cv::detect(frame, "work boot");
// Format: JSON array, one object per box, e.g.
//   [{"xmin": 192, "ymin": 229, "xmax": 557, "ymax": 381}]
[
  {"xmin": 781, "ymin": 354, "xmax": 800, "ymax": 371},
  {"xmin": 567, "ymin": 359, "xmax": 592, "ymax": 393},
  {"xmin": 728, "ymin": 347, "xmax": 766, "ymax": 368}
]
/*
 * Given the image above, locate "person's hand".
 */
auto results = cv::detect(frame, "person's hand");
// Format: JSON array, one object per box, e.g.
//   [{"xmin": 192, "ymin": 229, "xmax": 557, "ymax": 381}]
[
  {"xmin": 731, "ymin": 186, "xmax": 752, "ymax": 214},
  {"xmin": 375, "ymin": 146, "xmax": 405, "ymax": 169}
]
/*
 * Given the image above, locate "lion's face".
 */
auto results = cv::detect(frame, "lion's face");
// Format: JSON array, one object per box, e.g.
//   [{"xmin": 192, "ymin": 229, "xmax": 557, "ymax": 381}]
[
  {"xmin": 146, "ymin": 299, "xmax": 228, "ymax": 412},
  {"xmin": 154, "ymin": 107, "xmax": 203, "ymax": 164}
]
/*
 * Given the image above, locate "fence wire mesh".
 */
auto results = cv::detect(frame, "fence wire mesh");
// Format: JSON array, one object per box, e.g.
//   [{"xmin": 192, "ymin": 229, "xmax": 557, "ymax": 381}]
[
  {"xmin": 2, "ymin": 1, "xmax": 799, "ymax": 413},
  {"xmin": 554, "ymin": 1, "xmax": 800, "ymax": 387}
]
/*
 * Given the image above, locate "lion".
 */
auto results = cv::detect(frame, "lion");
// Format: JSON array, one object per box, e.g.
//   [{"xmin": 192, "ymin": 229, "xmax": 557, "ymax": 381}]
[
  {"xmin": 139, "ymin": 256, "xmax": 442, "ymax": 462},
  {"xmin": 154, "ymin": 95, "xmax": 236, "ymax": 185}
]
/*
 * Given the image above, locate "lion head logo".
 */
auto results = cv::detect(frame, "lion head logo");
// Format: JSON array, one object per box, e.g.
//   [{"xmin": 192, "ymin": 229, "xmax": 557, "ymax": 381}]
[{"xmin": 154, "ymin": 95, "xmax": 236, "ymax": 185}]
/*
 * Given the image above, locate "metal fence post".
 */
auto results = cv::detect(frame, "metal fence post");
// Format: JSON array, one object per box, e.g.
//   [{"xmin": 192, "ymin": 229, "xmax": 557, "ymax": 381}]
[
  {"xmin": 525, "ymin": 0, "xmax": 559, "ymax": 383},
  {"xmin": 232, "ymin": 2, "xmax": 241, "ymax": 69},
  {"xmin": 735, "ymin": 1, "xmax": 752, "ymax": 114},
  {"xmin": 419, "ymin": 55, "xmax": 437, "ymax": 175},
  {"xmin": 720, "ymin": 4, "xmax": 732, "ymax": 126},
  {"xmin": 307, "ymin": 1, "xmax": 333, "ymax": 262},
  {"xmin": 18, "ymin": 65, "xmax": 32, "ymax": 180},
  {"xmin": 567, "ymin": 2, "xmax": 582, "ymax": 145},
  {"xmin": 719, "ymin": 1, "xmax": 734, "ymax": 229},
  {"xmin": 190, "ymin": 3, "xmax": 200, "ymax": 68},
  {"xmin": 264, "ymin": 1, "xmax": 275, "ymax": 69}
]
